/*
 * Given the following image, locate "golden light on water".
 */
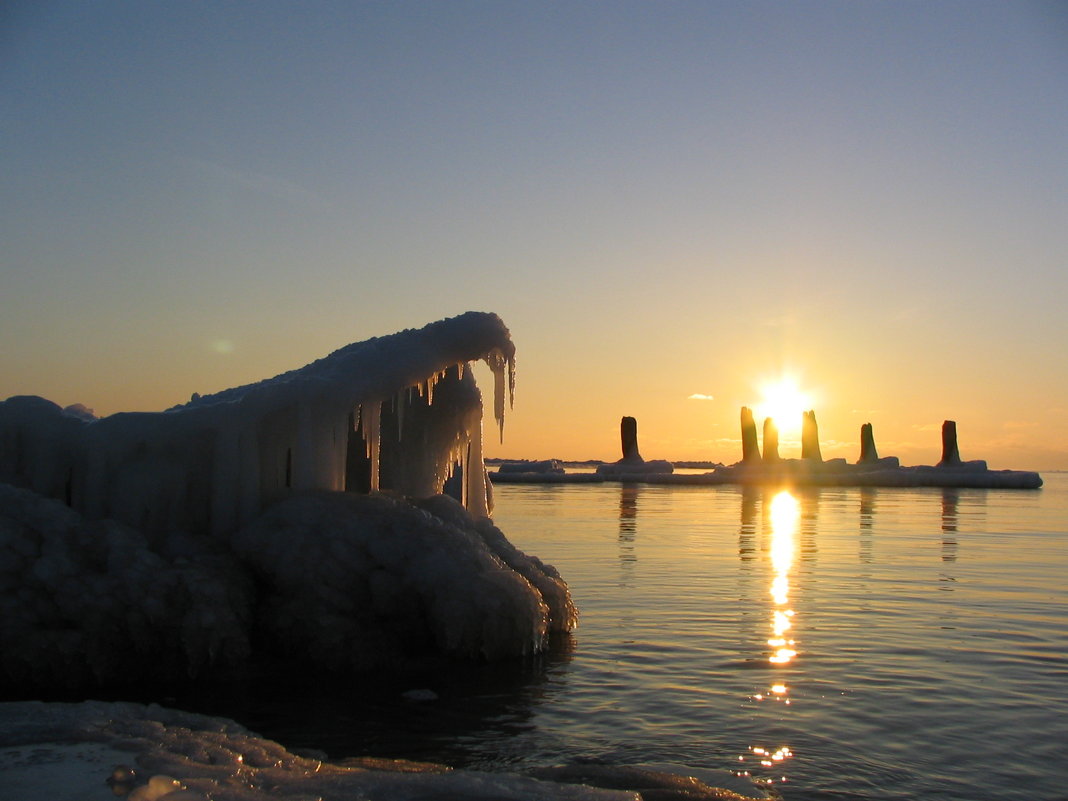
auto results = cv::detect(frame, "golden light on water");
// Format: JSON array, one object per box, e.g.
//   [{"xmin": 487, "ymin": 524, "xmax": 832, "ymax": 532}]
[
  {"xmin": 736, "ymin": 744, "xmax": 794, "ymax": 784},
  {"xmin": 738, "ymin": 490, "xmax": 802, "ymax": 788},
  {"xmin": 768, "ymin": 490, "xmax": 799, "ymax": 665}
]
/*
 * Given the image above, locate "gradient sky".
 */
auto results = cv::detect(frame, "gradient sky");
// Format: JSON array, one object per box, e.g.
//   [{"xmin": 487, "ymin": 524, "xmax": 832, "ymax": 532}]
[{"xmin": 3, "ymin": 1, "xmax": 1067, "ymax": 469}]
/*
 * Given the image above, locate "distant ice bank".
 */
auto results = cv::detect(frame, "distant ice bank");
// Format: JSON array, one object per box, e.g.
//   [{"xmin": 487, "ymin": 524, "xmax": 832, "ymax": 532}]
[{"xmin": 0, "ymin": 312, "xmax": 576, "ymax": 691}]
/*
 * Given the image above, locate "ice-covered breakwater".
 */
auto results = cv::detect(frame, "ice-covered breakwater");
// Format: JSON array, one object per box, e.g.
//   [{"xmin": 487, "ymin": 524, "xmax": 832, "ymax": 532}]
[
  {"xmin": 0, "ymin": 313, "xmax": 575, "ymax": 691},
  {"xmin": 491, "ymin": 411, "xmax": 1042, "ymax": 489}
]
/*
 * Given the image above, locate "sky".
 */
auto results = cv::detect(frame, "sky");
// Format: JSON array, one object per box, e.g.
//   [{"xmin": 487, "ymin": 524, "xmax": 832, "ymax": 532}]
[{"xmin": 3, "ymin": 1, "xmax": 1067, "ymax": 470}]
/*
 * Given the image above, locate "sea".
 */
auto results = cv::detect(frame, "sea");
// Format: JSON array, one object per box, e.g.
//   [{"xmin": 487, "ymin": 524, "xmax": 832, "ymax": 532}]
[{"xmin": 177, "ymin": 471, "xmax": 1068, "ymax": 801}]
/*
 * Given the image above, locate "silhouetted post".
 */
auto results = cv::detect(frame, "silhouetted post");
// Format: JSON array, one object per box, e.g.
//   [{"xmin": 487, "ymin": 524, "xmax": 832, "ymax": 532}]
[
  {"xmin": 762, "ymin": 418, "xmax": 780, "ymax": 463},
  {"xmin": 620, "ymin": 416, "xmax": 642, "ymax": 462},
  {"xmin": 740, "ymin": 406, "xmax": 760, "ymax": 463},
  {"xmin": 801, "ymin": 410, "xmax": 822, "ymax": 461},
  {"xmin": 858, "ymin": 422, "xmax": 879, "ymax": 463},
  {"xmin": 939, "ymin": 420, "xmax": 961, "ymax": 466}
]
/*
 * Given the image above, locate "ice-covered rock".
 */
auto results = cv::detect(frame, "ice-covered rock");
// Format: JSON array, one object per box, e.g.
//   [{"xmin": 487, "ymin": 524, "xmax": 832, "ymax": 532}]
[
  {"xmin": 0, "ymin": 314, "xmax": 575, "ymax": 690},
  {"xmin": 495, "ymin": 460, "xmax": 565, "ymax": 474},
  {"xmin": 0, "ymin": 483, "xmax": 253, "ymax": 688},
  {"xmin": 233, "ymin": 492, "xmax": 575, "ymax": 668}
]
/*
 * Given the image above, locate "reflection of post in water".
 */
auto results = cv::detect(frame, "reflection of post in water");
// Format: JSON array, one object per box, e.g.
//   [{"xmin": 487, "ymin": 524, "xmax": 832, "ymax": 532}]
[
  {"xmin": 941, "ymin": 488, "xmax": 959, "ymax": 563},
  {"xmin": 618, "ymin": 484, "xmax": 639, "ymax": 568},
  {"xmin": 798, "ymin": 487, "xmax": 819, "ymax": 563},
  {"xmin": 739, "ymin": 487, "xmax": 759, "ymax": 563},
  {"xmin": 859, "ymin": 487, "xmax": 875, "ymax": 564}
]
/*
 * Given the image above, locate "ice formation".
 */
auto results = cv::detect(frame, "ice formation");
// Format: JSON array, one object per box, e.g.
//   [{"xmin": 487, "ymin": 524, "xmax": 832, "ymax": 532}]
[
  {"xmin": 0, "ymin": 701, "xmax": 652, "ymax": 801},
  {"xmin": 0, "ymin": 701, "xmax": 766, "ymax": 801},
  {"xmin": 0, "ymin": 313, "xmax": 576, "ymax": 689},
  {"xmin": 1, "ymin": 312, "xmax": 515, "ymax": 536}
]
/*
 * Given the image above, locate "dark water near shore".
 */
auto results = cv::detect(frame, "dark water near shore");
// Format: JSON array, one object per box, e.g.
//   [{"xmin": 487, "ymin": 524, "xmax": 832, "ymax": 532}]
[{"xmin": 179, "ymin": 473, "xmax": 1068, "ymax": 800}]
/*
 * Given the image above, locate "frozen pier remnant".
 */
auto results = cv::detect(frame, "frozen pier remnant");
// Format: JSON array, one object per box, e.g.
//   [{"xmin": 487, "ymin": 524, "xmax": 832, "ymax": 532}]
[
  {"xmin": 858, "ymin": 422, "xmax": 879, "ymax": 463},
  {"xmin": 939, "ymin": 419, "xmax": 963, "ymax": 466},
  {"xmin": 500, "ymin": 410, "xmax": 1042, "ymax": 489},
  {"xmin": 740, "ymin": 406, "xmax": 760, "ymax": 463},
  {"xmin": 801, "ymin": 410, "xmax": 822, "ymax": 461},
  {"xmin": 762, "ymin": 417, "xmax": 780, "ymax": 463},
  {"xmin": 596, "ymin": 416, "xmax": 673, "ymax": 478},
  {"xmin": 0, "ymin": 313, "xmax": 576, "ymax": 690},
  {"xmin": 620, "ymin": 415, "xmax": 642, "ymax": 461}
]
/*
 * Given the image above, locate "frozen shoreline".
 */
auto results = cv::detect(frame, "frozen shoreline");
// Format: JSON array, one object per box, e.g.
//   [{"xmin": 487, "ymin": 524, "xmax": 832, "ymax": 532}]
[{"xmin": 0, "ymin": 700, "xmax": 764, "ymax": 801}]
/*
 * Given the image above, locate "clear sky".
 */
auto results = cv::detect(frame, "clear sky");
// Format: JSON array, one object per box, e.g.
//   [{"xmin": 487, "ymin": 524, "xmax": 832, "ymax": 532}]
[{"xmin": 3, "ymin": 1, "xmax": 1067, "ymax": 470}]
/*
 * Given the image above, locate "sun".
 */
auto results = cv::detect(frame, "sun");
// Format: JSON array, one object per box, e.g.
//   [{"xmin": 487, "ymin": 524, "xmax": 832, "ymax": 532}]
[{"xmin": 754, "ymin": 377, "xmax": 811, "ymax": 437}]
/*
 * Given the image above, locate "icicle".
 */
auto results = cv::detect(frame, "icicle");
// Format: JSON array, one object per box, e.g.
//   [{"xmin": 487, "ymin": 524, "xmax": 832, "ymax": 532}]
[
  {"xmin": 461, "ymin": 441, "xmax": 470, "ymax": 509},
  {"xmin": 456, "ymin": 362, "xmax": 465, "ymax": 380},
  {"xmin": 362, "ymin": 400, "xmax": 381, "ymax": 492},
  {"xmin": 463, "ymin": 412, "xmax": 489, "ymax": 518},
  {"xmin": 494, "ymin": 363, "xmax": 505, "ymax": 443},
  {"xmin": 426, "ymin": 373, "xmax": 436, "ymax": 406},
  {"xmin": 485, "ymin": 349, "xmax": 507, "ymax": 443},
  {"xmin": 508, "ymin": 354, "xmax": 516, "ymax": 410},
  {"xmin": 395, "ymin": 389, "xmax": 405, "ymax": 441}
]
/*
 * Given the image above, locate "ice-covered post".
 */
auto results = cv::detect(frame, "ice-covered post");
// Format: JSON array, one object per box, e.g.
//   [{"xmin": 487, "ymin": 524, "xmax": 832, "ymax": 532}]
[
  {"xmin": 762, "ymin": 418, "xmax": 780, "ymax": 463},
  {"xmin": 740, "ymin": 406, "xmax": 760, "ymax": 463},
  {"xmin": 620, "ymin": 416, "xmax": 642, "ymax": 462},
  {"xmin": 801, "ymin": 410, "xmax": 822, "ymax": 462},
  {"xmin": 939, "ymin": 420, "xmax": 962, "ymax": 467},
  {"xmin": 858, "ymin": 422, "xmax": 879, "ymax": 463}
]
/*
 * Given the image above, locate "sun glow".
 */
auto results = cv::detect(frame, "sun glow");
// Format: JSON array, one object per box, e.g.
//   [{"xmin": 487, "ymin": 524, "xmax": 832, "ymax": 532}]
[{"xmin": 754, "ymin": 377, "xmax": 811, "ymax": 437}]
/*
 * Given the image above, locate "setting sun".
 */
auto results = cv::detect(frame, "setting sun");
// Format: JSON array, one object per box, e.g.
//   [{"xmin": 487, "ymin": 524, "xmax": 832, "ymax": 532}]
[{"xmin": 754, "ymin": 377, "xmax": 812, "ymax": 437}]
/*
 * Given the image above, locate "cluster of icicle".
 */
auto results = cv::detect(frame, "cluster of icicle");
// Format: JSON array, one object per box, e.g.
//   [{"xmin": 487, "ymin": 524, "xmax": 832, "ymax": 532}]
[
  {"xmin": 0, "ymin": 312, "xmax": 519, "ymax": 540},
  {"xmin": 357, "ymin": 346, "xmax": 514, "ymax": 519}
]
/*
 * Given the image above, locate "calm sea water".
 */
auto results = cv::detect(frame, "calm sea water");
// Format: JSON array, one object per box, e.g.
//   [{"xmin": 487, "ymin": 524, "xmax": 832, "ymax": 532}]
[{"xmin": 190, "ymin": 473, "xmax": 1068, "ymax": 800}]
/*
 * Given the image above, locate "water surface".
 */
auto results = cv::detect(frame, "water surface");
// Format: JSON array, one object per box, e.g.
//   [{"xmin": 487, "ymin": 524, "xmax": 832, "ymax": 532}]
[{"xmin": 190, "ymin": 474, "xmax": 1068, "ymax": 800}]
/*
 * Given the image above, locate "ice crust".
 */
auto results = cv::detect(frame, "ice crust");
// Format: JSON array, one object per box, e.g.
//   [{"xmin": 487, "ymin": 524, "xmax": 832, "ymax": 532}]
[
  {"xmin": 0, "ymin": 313, "xmax": 574, "ymax": 688},
  {"xmin": 0, "ymin": 701, "xmax": 643, "ymax": 801}
]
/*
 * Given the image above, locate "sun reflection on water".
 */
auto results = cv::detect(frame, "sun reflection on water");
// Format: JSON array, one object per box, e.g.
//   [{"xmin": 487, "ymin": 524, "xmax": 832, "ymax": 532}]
[
  {"xmin": 735, "ymin": 490, "xmax": 801, "ymax": 790},
  {"xmin": 768, "ymin": 490, "xmax": 799, "ymax": 665}
]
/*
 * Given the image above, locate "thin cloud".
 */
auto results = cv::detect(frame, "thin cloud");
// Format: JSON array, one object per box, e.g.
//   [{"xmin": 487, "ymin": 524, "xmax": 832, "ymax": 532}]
[
  {"xmin": 688, "ymin": 393, "xmax": 715, "ymax": 401},
  {"xmin": 184, "ymin": 156, "xmax": 329, "ymax": 209}
]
